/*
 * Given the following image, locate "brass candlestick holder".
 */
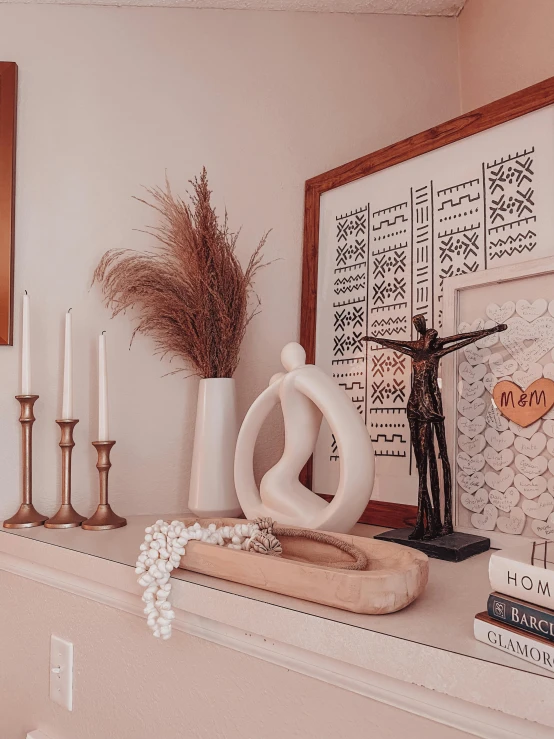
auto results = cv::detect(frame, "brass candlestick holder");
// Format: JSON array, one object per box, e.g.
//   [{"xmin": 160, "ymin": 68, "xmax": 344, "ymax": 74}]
[
  {"xmin": 3, "ymin": 395, "xmax": 48, "ymax": 529},
  {"xmin": 45, "ymin": 420, "xmax": 86, "ymax": 529},
  {"xmin": 82, "ymin": 441, "xmax": 126, "ymax": 530}
]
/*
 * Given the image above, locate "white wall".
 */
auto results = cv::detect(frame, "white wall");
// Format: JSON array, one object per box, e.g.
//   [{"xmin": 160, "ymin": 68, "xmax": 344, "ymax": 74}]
[
  {"xmin": 0, "ymin": 8, "xmax": 467, "ymax": 738},
  {"xmin": 0, "ymin": 568, "xmax": 475, "ymax": 739},
  {"xmin": 0, "ymin": 4, "xmax": 460, "ymax": 521},
  {"xmin": 458, "ymin": 0, "xmax": 554, "ymax": 111}
]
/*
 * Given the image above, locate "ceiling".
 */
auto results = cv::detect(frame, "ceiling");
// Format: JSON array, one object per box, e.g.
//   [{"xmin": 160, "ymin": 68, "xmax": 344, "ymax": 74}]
[{"xmin": 0, "ymin": 0, "xmax": 466, "ymax": 14}]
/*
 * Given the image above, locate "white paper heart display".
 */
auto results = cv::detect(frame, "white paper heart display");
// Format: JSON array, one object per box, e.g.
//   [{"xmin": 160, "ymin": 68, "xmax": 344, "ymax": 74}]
[
  {"xmin": 458, "ymin": 319, "xmax": 484, "ymax": 334},
  {"xmin": 548, "ymin": 478, "xmax": 554, "ymax": 496},
  {"xmin": 513, "ymin": 432, "xmax": 547, "ymax": 459},
  {"xmin": 458, "ymin": 379, "xmax": 485, "ymax": 402},
  {"xmin": 512, "ymin": 364, "xmax": 543, "ymax": 390},
  {"xmin": 457, "ymin": 397, "xmax": 486, "ymax": 421},
  {"xmin": 476, "ymin": 321, "xmax": 500, "ymax": 349},
  {"xmin": 544, "ymin": 419, "xmax": 554, "ymax": 438},
  {"xmin": 458, "ymin": 416, "xmax": 486, "ymax": 439},
  {"xmin": 460, "ymin": 488, "xmax": 489, "ymax": 513},
  {"xmin": 458, "ymin": 471, "xmax": 485, "ymax": 494},
  {"xmin": 464, "ymin": 346, "xmax": 491, "ymax": 366},
  {"xmin": 489, "ymin": 353, "xmax": 518, "ymax": 378},
  {"xmin": 514, "ymin": 474, "xmax": 547, "ymax": 499},
  {"xmin": 458, "ymin": 434, "xmax": 486, "ymax": 455},
  {"xmin": 457, "ymin": 452, "xmax": 485, "ymax": 474},
  {"xmin": 486, "ymin": 404, "xmax": 509, "ymax": 432},
  {"xmin": 531, "ymin": 515, "xmax": 554, "ymax": 541},
  {"xmin": 522, "ymin": 493, "xmax": 554, "ymax": 521},
  {"xmin": 484, "ymin": 428, "xmax": 514, "ymax": 452},
  {"xmin": 471, "ymin": 504, "xmax": 498, "ymax": 531},
  {"xmin": 489, "ymin": 487, "xmax": 519, "ymax": 513},
  {"xmin": 483, "ymin": 373, "xmax": 508, "ymax": 395},
  {"xmin": 496, "ymin": 507, "xmax": 526, "ymax": 535},
  {"xmin": 515, "ymin": 454, "xmax": 548, "ymax": 480},
  {"xmin": 543, "ymin": 363, "xmax": 554, "ymax": 381},
  {"xmin": 499, "ymin": 316, "xmax": 554, "ymax": 371},
  {"xmin": 548, "ymin": 438, "xmax": 554, "ymax": 456},
  {"xmin": 549, "ymin": 458, "xmax": 554, "ymax": 476},
  {"xmin": 459, "ymin": 362, "xmax": 487, "ymax": 384},
  {"xmin": 486, "ymin": 302, "xmax": 515, "ymax": 324},
  {"xmin": 485, "ymin": 467, "xmax": 514, "ymax": 493},
  {"xmin": 516, "ymin": 299, "xmax": 547, "ymax": 322},
  {"xmin": 484, "ymin": 446, "xmax": 514, "ymax": 471},
  {"xmin": 509, "ymin": 419, "xmax": 541, "ymax": 439}
]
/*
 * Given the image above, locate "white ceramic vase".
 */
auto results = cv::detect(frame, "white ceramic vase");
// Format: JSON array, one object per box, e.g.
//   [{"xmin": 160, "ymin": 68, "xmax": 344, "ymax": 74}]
[{"xmin": 188, "ymin": 378, "xmax": 242, "ymax": 517}]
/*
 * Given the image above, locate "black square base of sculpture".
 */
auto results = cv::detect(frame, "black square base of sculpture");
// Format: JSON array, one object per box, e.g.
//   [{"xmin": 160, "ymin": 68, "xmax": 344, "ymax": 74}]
[{"xmin": 374, "ymin": 528, "xmax": 490, "ymax": 562}]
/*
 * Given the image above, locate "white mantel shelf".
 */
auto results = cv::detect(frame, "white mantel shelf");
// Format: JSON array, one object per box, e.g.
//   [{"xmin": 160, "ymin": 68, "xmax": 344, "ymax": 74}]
[{"xmin": 1, "ymin": 517, "xmax": 553, "ymax": 739}]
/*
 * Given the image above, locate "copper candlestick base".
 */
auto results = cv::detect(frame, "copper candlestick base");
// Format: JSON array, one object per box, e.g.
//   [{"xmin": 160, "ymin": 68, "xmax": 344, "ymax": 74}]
[
  {"xmin": 3, "ymin": 503, "xmax": 48, "ymax": 529},
  {"xmin": 82, "ymin": 441, "xmax": 126, "ymax": 531},
  {"xmin": 4, "ymin": 395, "xmax": 48, "ymax": 529},
  {"xmin": 45, "ymin": 420, "xmax": 86, "ymax": 529}
]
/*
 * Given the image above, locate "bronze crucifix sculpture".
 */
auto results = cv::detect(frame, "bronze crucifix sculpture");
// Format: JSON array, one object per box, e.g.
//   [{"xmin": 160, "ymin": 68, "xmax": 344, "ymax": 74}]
[{"xmin": 364, "ymin": 315, "xmax": 507, "ymax": 541}]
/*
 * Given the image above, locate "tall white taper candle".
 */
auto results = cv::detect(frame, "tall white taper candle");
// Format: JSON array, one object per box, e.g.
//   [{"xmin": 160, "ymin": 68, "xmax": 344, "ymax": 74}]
[
  {"xmin": 21, "ymin": 291, "xmax": 31, "ymax": 395},
  {"xmin": 62, "ymin": 309, "xmax": 73, "ymax": 418},
  {"xmin": 98, "ymin": 331, "xmax": 109, "ymax": 441}
]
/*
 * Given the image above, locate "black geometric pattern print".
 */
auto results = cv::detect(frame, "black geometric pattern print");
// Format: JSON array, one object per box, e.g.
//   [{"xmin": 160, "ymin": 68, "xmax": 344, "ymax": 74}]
[
  {"xmin": 331, "ymin": 206, "xmax": 370, "ymax": 460},
  {"xmin": 324, "ymin": 138, "xmax": 542, "ymax": 475},
  {"xmin": 371, "ymin": 351, "xmax": 406, "ymax": 378},
  {"xmin": 486, "ymin": 148, "xmax": 537, "ymax": 262},
  {"xmin": 371, "ymin": 378, "xmax": 406, "ymax": 405},
  {"xmin": 334, "ymin": 306, "xmax": 364, "ymax": 332}
]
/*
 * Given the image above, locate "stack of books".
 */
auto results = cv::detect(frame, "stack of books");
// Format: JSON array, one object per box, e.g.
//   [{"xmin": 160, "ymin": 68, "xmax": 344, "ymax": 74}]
[{"xmin": 474, "ymin": 540, "xmax": 554, "ymax": 673}]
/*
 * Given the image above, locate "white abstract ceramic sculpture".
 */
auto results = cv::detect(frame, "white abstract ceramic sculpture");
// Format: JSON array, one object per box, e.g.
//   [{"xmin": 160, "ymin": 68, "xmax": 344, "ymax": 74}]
[{"xmin": 234, "ymin": 343, "xmax": 375, "ymax": 533}]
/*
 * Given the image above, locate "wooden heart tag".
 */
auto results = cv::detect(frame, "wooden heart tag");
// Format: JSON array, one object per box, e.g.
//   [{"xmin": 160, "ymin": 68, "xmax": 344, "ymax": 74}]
[{"xmin": 493, "ymin": 378, "xmax": 554, "ymax": 427}]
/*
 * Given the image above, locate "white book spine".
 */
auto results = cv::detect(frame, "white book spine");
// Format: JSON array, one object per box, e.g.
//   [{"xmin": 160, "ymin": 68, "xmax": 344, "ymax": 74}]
[
  {"xmin": 474, "ymin": 617, "xmax": 554, "ymax": 674},
  {"xmin": 489, "ymin": 553, "xmax": 554, "ymax": 610}
]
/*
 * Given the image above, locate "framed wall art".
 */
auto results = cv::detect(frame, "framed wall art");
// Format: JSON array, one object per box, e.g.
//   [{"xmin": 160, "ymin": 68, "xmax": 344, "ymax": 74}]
[
  {"xmin": 443, "ymin": 257, "xmax": 554, "ymax": 549},
  {"xmin": 0, "ymin": 61, "xmax": 16, "ymax": 346},
  {"xmin": 301, "ymin": 76, "xmax": 554, "ymax": 528}
]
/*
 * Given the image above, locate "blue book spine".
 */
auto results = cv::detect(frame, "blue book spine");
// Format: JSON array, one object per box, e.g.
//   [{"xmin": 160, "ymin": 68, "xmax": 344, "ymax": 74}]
[{"xmin": 488, "ymin": 592, "xmax": 554, "ymax": 643}]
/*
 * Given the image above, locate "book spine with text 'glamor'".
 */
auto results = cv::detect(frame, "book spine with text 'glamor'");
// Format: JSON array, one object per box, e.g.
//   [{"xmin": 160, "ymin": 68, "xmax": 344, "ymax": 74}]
[
  {"xmin": 488, "ymin": 592, "xmax": 554, "ymax": 643},
  {"xmin": 474, "ymin": 612, "xmax": 554, "ymax": 674}
]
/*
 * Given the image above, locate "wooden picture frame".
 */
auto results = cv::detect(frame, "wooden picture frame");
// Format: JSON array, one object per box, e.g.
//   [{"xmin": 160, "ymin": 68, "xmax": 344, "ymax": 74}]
[
  {"xmin": 301, "ymin": 76, "xmax": 554, "ymax": 528},
  {"xmin": 442, "ymin": 256, "xmax": 554, "ymax": 549},
  {"xmin": 0, "ymin": 62, "xmax": 17, "ymax": 346}
]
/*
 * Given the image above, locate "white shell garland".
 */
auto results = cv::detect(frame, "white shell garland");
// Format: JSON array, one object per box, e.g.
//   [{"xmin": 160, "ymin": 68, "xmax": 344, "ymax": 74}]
[{"xmin": 136, "ymin": 519, "xmax": 265, "ymax": 640}]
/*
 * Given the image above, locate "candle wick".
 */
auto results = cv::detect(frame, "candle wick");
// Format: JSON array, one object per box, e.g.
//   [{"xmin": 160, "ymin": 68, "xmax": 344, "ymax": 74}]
[
  {"xmin": 102, "ymin": 330, "xmax": 106, "ymax": 335},
  {"xmin": 68, "ymin": 308, "xmax": 72, "ymax": 313},
  {"xmin": 24, "ymin": 290, "xmax": 28, "ymax": 295}
]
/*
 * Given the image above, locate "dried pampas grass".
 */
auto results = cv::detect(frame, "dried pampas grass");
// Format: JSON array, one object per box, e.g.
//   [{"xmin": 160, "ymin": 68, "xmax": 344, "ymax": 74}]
[{"xmin": 93, "ymin": 169, "xmax": 269, "ymax": 378}]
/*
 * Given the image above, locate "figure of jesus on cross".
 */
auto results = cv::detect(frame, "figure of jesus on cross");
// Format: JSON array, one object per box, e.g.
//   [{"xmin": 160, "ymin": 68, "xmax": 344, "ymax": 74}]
[{"xmin": 364, "ymin": 315, "xmax": 507, "ymax": 541}]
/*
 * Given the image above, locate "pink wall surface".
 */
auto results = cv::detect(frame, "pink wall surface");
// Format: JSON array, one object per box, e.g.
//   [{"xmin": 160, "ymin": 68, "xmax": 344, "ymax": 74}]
[
  {"xmin": 458, "ymin": 0, "xmax": 554, "ymax": 111},
  {"xmin": 0, "ymin": 569, "xmax": 475, "ymax": 739},
  {"xmin": 0, "ymin": 4, "xmax": 460, "ymax": 522},
  {"xmin": 0, "ymin": 7, "xmax": 466, "ymax": 738}
]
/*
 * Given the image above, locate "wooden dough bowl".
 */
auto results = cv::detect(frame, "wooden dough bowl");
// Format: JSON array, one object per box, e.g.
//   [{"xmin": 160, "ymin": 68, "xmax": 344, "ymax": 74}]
[{"xmin": 177, "ymin": 518, "xmax": 429, "ymax": 615}]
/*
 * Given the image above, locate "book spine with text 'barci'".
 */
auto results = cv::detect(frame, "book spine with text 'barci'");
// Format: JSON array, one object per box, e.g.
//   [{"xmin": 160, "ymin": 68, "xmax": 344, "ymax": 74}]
[
  {"xmin": 489, "ymin": 544, "xmax": 554, "ymax": 611},
  {"xmin": 487, "ymin": 592, "xmax": 554, "ymax": 643},
  {"xmin": 474, "ymin": 613, "xmax": 554, "ymax": 674}
]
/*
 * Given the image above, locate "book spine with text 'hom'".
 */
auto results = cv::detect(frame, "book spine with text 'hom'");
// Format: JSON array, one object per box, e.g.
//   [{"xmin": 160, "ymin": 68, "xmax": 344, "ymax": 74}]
[
  {"xmin": 488, "ymin": 592, "xmax": 554, "ymax": 643},
  {"xmin": 475, "ymin": 613, "xmax": 554, "ymax": 674},
  {"xmin": 489, "ymin": 549, "xmax": 554, "ymax": 611}
]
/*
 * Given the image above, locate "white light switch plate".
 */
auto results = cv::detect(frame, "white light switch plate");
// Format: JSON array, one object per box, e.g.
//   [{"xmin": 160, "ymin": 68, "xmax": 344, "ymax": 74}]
[{"xmin": 50, "ymin": 635, "xmax": 73, "ymax": 711}]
